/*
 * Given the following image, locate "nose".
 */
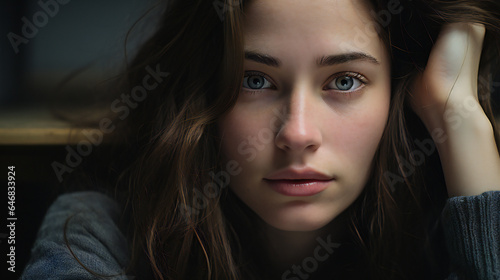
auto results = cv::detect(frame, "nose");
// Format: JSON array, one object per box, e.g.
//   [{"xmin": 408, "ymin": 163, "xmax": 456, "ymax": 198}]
[{"xmin": 274, "ymin": 89, "xmax": 322, "ymax": 152}]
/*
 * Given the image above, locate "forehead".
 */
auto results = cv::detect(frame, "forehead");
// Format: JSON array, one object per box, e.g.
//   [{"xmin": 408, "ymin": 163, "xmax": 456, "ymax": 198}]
[{"xmin": 243, "ymin": 0, "xmax": 386, "ymax": 62}]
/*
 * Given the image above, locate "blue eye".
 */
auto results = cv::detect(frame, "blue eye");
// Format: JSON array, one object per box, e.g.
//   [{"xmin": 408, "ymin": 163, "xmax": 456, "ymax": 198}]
[
  {"xmin": 326, "ymin": 74, "xmax": 366, "ymax": 91},
  {"xmin": 242, "ymin": 73, "xmax": 274, "ymax": 90},
  {"xmin": 336, "ymin": 76, "xmax": 354, "ymax": 90}
]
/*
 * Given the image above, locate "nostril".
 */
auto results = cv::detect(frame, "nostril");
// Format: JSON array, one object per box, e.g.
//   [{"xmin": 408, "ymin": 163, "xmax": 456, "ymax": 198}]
[{"xmin": 274, "ymin": 123, "xmax": 322, "ymax": 152}]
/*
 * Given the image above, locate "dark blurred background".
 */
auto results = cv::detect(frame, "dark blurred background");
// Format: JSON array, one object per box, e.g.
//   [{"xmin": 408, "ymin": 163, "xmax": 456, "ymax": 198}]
[
  {"xmin": 0, "ymin": 0, "xmax": 158, "ymax": 279},
  {"xmin": 1, "ymin": 0, "xmax": 159, "ymax": 106}
]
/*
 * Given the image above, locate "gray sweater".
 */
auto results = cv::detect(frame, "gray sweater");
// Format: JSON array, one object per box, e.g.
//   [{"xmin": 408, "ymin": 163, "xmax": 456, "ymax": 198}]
[{"xmin": 20, "ymin": 191, "xmax": 500, "ymax": 279}]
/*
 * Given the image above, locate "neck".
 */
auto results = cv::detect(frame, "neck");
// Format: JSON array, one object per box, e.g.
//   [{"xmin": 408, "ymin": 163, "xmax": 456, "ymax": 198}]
[{"xmin": 260, "ymin": 212, "xmax": 349, "ymax": 278}]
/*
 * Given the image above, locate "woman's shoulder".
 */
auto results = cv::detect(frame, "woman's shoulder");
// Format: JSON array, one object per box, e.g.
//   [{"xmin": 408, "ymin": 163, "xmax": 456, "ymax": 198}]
[
  {"xmin": 44, "ymin": 191, "xmax": 124, "ymax": 221},
  {"xmin": 20, "ymin": 191, "xmax": 131, "ymax": 279},
  {"xmin": 441, "ymin": 190, "xmax": 500, "ymax": 280}
]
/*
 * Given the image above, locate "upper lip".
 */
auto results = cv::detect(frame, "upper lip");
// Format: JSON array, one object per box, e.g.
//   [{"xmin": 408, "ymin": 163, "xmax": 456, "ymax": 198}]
[{"xmin": 264, "ymin": 167, "xmax": 334, "ymax": 181}]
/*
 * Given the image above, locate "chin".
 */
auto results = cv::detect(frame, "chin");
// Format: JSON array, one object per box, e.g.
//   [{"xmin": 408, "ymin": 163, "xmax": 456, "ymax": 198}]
[
  {"xmin": 271, "ymin": 222, "xmax": 327, "ymax": 232},
  {"xmin": 262, "ymin": 210, "xmax": 340, "ymax": 232}
]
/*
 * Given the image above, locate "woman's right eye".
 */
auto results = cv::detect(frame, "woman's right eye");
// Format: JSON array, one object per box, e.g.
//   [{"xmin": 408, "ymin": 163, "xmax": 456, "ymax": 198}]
[{"xmin": 242, "ymin": 72, "xmax": 275, "ymax": 91}]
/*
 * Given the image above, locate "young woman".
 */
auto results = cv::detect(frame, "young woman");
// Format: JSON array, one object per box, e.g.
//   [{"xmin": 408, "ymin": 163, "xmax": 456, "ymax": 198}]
[{"xmin": 22, "ymin": 0, "xmax": 500, "ymax": 279}]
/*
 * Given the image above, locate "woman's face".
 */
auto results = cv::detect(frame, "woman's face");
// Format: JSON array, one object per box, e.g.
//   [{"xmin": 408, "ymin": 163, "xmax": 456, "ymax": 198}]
[{"xmin": 219, "ymin": 0, "xmax": 391, "ymax": 231}]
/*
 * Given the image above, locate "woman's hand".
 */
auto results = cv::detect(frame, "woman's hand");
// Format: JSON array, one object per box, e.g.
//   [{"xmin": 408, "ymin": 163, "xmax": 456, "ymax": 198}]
[
  {"xmin": 411, "ymin": 23, "xmax": 485, "ymax": 127},
  {"xmin": 410, "ymin": 23, "xmax": 500, "ymax": 197}
]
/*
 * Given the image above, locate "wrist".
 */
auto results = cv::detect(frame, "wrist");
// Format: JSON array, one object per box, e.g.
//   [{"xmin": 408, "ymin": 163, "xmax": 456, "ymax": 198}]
[
  {"xmin": 422, "ymin": 100, "xmax": 492, "ymax": 145},
  {"xmin": 427, "ymin": 107, "xmax": 500, "ymax": 197}
]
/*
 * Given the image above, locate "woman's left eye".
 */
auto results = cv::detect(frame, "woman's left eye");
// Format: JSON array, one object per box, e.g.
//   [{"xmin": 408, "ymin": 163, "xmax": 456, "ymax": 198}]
[
  {"xmin": 242, "ymin": 73, "xmax": 274, "ymax": 90},
  {"xmin": 325, "ymin": 73, "xmax": 366, "ymax": 92}
]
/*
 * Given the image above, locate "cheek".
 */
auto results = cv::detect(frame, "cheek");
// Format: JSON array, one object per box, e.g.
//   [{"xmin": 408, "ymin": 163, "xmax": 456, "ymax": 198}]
[
  {"xmin": 218, "ymin": 108, "xmax": 272, "ymax": 199},
  {"xmin": 330, "ymin": 92, "xmax": 390, "ymax": 181},
  {"xmin": 218, "ymin": 105, "xmax": 270, "ymax": 164}
]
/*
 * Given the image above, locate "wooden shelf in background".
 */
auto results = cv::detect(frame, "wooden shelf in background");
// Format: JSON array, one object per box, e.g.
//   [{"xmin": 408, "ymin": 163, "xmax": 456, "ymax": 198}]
[{"xmin": 0, "ymin": 107, "xmax": 98, "ymax": 145}]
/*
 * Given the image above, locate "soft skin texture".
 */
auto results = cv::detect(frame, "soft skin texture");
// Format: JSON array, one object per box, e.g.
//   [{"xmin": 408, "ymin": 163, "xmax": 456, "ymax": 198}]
[
  {"xmin": 218, "ymin": 0, "xmax": 391, "ymax": 232},
  {"xmin": 411, "ymin": 23, "xmax": 500, "ymax": 197}
]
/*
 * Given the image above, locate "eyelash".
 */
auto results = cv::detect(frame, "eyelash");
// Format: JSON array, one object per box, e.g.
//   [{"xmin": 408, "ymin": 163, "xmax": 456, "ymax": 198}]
[
  {"xmin": 242, "ymin": 71, "xmax": 276, "ymax": 95},
  {"xmin": 323, "ymin": 71, "xmax": 369, "ymax": 94},
  {"xmin": 241, "ymin": 71, "xmax": 368, "ymax": 95}
]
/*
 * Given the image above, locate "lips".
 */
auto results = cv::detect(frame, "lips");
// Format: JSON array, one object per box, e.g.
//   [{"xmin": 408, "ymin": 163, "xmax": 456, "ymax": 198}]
[{"xmin": 264, "ymin": 167, "xmax": 334, "ymax": 196}]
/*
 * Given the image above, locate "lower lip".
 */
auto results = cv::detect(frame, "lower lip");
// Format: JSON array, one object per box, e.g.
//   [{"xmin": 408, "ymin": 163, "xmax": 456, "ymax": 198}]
[{"xmin": 264, "ymin": 179, "xmax": 332, "ymax": 196}]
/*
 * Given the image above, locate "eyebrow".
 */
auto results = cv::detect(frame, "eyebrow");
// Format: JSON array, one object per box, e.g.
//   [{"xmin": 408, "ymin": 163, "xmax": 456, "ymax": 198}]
[
  {"xmin": 317, "ymin": 52, "xmax": 380, "ymax": 66},
  {"xmin": 244, "ymin": 51, "xmax": 281, "ymax": 67},
  {"xmin": 244, "ymin": 51, "xmax": 380, "ymax": 67}
]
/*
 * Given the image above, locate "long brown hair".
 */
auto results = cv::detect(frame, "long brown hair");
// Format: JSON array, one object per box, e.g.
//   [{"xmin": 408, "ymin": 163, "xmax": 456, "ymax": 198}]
[{"xmin": 74, "ymin": 0, "xmax": 500, "ymax": 279}]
